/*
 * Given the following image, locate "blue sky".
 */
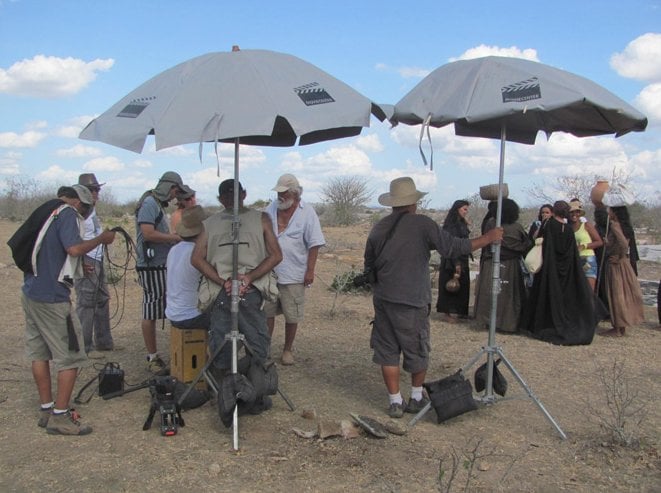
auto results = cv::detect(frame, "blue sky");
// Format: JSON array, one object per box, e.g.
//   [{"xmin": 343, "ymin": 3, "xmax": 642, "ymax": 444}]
[{"xmin": 1, "ymin": 0, "xmax": 660, "ymax": 209}]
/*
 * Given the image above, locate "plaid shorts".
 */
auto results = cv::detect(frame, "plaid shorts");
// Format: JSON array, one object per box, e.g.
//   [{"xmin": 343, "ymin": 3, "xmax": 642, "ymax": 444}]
[{"xmin": 137, "ymin": 266, "xmax": 167, "ymax": 320}]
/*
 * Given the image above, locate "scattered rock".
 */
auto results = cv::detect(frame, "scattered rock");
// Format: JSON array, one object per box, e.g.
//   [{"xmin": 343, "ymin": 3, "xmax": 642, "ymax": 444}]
[
  {"xmin": 349, "ymin": 413, "xmax": 387, "ymax": 439},
  {"xmin": 318, "ymin": 419, "xmax": 342, "ymax": 439},
  {"xmin": 300, "ymin": 408, "xmax": 317, "ymax": 420},
  {"xmin": 208, "ymin": 463, "xmax": 221, "ymax": 476},
  {"xmin": 292, "ymin": 427, "xmax": 317, "ymax": 439},
  {"xmin": 383, "ymin": 420, "xmax": 408, "ymax": 436},
  {"xmin": 340, "ymin": 419, "xmax": 362, "ymax": 439}
]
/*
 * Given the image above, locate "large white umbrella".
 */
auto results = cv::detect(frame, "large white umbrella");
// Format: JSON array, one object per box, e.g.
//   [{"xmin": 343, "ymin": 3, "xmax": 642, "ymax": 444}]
[
  {"xmin": 80, "ymin": 47, "xmax": 386, "ymax": 449},
  {"xmin": 391, "ymin": 56, "xmax": 647, "ymax": 438}
]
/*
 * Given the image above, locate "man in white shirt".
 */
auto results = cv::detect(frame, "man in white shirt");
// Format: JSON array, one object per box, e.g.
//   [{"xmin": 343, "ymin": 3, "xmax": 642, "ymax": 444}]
[
  {"xmin": 166, "ymin": 205, "xmax": 210, "ymax": 329},
  {"xmin": 75, "ymin": 173, "xmax": 116, "ymax": 357},
  {"xmin": 264, "ymin": 174, "xmax": 325, "ymax": 365}
]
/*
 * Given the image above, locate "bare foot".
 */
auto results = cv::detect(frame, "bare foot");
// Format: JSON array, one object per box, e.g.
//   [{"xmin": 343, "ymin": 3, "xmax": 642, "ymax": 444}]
[{"xmin": 598, "ymin": 327, "xmax": 624, "ymax": 337}]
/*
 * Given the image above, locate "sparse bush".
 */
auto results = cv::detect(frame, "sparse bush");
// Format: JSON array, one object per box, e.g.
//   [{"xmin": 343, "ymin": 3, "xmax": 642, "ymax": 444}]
[
  {"xmin": 320, "ymin": 176, "xmax": 372, "ymax": 226},
  {"xmin": 587, "ymin": 359, "xmax": 649, "ymax": 448},
  {"xmin": 330, "ymin": 268, "xmax": 371, "ymax": 294}
]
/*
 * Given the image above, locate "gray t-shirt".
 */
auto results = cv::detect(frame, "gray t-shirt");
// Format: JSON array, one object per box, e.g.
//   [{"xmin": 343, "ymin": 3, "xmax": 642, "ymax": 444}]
[
  {"xmin": 23, "ymin": 207, "xmax": 81, "ymax": 303},
  {"xmin": 365, "ymin": 212, "xmax": 472, "ymax": 308},
  {"xmin": 136, "ymin": 194, "xmax": 172, "ymax": 267}
]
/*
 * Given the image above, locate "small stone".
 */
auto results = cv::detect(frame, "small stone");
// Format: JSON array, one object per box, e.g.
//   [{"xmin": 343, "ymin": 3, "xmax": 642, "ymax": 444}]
[{"xmin": 208, "ymin": 463, "xmax": 221, "ymax": 476}]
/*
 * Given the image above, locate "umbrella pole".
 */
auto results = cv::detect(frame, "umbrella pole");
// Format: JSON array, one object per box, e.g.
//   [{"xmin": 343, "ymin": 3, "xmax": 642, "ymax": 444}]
[
  {"xmin": 231, "ymin": 138, "xmax": 241, "ymax": 450},
  {"xmin": 480, "ymin": 125, "xmax": 566, "ymax": 439}
]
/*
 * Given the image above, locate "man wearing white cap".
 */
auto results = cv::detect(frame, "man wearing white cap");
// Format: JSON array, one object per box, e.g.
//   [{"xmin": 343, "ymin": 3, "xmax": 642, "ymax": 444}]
[
  {"xmin": 365, "ymin": 177, "xmax": 502, "ymax": 419},
  {"xmin": 265, "ymin": 174, "xmax": 325, "ymax": 366}
]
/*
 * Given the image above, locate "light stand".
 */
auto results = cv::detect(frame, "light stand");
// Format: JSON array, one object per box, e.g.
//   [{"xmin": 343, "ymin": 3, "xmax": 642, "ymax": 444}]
[
  {"xmin": 410, "ymin": 126, "xmax": 567, "ymax": 440},
  {"xmin": 178, "ymin": 139, "xmax": 294, "ymax": 450}
]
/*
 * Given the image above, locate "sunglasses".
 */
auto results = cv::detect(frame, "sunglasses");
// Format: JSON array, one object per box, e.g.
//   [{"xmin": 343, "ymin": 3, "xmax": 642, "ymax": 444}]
[{"xmin": 87, "ymin": 186, "xmax": 101, "ymax": 193}]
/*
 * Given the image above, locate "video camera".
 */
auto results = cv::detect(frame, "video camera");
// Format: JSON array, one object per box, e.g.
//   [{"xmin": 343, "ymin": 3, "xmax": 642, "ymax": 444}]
[{"xmin": 143, "ymin": 376, "xmax": 185, "ymax": 436}]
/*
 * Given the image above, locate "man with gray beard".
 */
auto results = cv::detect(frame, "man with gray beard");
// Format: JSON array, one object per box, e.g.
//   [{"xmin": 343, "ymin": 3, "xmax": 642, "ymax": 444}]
[{"xmin": 264, "ymin": 174, "xmax": 325, "ymax": 366}]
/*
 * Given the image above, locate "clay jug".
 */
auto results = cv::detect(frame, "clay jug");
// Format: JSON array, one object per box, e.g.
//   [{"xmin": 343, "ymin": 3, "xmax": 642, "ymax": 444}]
[{"xmin": 590, "ymin": 180, "xmax": 609, "ymax": 205}]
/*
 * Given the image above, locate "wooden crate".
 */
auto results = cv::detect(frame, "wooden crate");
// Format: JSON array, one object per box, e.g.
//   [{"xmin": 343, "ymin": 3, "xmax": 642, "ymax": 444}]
[{"xmin": 170, "ymin": 327, "xmax": 208, "ymax": 390}]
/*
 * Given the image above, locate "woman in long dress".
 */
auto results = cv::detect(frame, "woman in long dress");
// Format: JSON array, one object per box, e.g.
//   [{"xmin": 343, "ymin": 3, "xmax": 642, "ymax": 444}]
[
  {"xmin": 474, "ymin": 198, "xmax": 532, "ymax": 332},
  {"xmin": 436, "ymin": 200, "xmax": 471, "ymax": 322},
  {"xmin": 519, "ymin": 201, "xmax": 597, "ymax": 345},
  {"xmin": 599, "ymin": 206, "xmax": 645, "ymax": 337}
]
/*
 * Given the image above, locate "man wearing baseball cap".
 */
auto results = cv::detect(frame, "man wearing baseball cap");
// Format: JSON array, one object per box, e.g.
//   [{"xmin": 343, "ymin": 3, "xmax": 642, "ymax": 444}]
[
  {"xmin": 20, "ymin": 184, "xmax": 116, "ymax": 435},
  {"xmin": 264, "ymin": 173, "xmax": 325, "ymax": 365},
  {"xmin": 135, "ymin": 171, "xmax": 185, "ymax": 374}
]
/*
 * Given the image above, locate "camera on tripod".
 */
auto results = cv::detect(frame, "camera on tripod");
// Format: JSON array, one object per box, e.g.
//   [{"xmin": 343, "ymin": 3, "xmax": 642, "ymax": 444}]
[{"xmin": 143, "ymin": 376, "xmax": 185, "ymax": 436}]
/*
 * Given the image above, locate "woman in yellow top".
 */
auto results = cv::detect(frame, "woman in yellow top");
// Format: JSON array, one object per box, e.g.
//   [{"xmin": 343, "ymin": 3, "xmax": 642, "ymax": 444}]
[{"xmin": 568, "ymin": 200, "xmax": 603, "ymax": 292}]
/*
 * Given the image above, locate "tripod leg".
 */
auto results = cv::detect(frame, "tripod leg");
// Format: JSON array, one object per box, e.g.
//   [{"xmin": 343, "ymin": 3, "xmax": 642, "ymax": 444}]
[
  {"xmin": 495, "ymin": 348, "xmax": 567, "ymax": 440},
  {"xmin": 407, "ymin": 401, "xmax": 433, "ymax": 427},
  {"xmin": 177, "ymin": 336, "xmax": 229, "ymax": 406}
]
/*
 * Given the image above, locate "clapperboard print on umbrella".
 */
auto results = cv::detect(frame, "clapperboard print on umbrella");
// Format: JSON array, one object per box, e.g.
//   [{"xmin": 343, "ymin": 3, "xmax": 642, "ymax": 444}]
[
  {"xmin": 294, "ymin": 82, "xmax": 335, "ymax": 106},
  {"xmin": 501, "ymin": 77, "xmax": 541, "ymax": 103},
  {"xmin": 117, "ymin": 97, "xmax": 156, "ymax": 118}
]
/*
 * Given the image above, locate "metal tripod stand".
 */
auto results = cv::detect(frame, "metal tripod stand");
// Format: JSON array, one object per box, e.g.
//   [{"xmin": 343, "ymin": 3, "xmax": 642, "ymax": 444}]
[
  {"xmin": 178, "ymin": 157, "xmax": 294, "ymax": 450},
  {"xmin": 410, "ymin": 135, "xmax": 566, "ymax": 439}
]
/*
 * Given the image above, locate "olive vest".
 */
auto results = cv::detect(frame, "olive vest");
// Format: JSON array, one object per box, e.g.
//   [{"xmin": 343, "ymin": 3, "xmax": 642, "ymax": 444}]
[{"xmin": 203, "ymin": 208, "xmax": 276, "ymax": 300}]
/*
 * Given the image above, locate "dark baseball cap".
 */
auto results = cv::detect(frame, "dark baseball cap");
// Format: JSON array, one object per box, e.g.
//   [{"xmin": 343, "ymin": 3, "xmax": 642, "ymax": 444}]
[{"xmin": 218, "ymin": 179, "xmax": 245, "ymax": 196}]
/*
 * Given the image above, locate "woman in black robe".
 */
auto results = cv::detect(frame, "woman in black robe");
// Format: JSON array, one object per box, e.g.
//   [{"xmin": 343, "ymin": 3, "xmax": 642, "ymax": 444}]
[
  {"xmin": 436, "ymin": 199, "xmax": 471, "ymax": 321},
  {"xmin": 519, "ymin": 201, "xmax": 597, "ymax": 345}
]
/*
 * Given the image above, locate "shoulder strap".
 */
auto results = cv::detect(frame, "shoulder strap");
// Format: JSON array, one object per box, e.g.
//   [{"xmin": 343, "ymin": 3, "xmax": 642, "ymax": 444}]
[{"xmin": 374, "ymin": 211, "xmax": 408, "ymax": 261}]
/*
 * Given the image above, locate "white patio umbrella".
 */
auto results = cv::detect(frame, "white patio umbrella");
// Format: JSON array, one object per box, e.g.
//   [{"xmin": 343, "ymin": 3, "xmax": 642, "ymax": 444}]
[
  {"xmin": 80, "ymin": 46, "xmax": 386, "ymax": 449},
  {"xmin": 390, "ymin": 55, "xmax": 647, "ymax": 438}
]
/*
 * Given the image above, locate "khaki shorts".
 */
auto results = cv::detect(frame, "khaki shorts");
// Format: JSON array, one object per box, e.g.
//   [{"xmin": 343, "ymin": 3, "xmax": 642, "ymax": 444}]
[
  {"xmin": 263, "ymin": 283, "xmax": 305, "ymax": 323},
  {"xmin": 22, "ymin": 293, "xmax": 88, "ymax": 371}
]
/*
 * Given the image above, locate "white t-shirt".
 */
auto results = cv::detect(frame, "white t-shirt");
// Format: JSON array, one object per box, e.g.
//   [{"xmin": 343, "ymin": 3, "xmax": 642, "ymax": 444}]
[
  {"xmin": 83, "ymin": 208, "xmax": 104, "ymax": 261},
  {"xmin": 165, "ymin": 241, "xmax": 203, "ymax": 322}
]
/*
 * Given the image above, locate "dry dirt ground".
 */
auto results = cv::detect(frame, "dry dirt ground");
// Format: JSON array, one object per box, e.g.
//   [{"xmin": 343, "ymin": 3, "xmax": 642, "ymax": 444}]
[{"xmin": 0, "ymin": 219, "xmax": 659, "ymax": 492}]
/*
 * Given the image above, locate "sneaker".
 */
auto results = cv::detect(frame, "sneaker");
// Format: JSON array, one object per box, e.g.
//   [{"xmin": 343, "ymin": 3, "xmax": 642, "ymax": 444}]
[
  {"xmin": 281, "ymin": 350, "xmax": 294, "ymax": 366},
  {"xmin": 37, "ymin": 405, "xmax": 53, "ymax": 428},
  {"xmin": 405, "ymin": 396, "xmax": 431, "ymax": 414},
  {"xmin": 387, "ymin": 400, "xmax": 406, "ymax": 419},
  {"xmin": 147, "ymin": 355, "xmax": 169, "ymax": 376},
  {"xmin": 46, "ymin": 409, "xmax": 92, "ymax": 436}
]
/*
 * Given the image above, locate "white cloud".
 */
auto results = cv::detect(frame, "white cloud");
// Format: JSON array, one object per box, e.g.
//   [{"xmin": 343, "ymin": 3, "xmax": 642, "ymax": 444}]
[
  {"xmin": 0, "ymin": 130, "xmax": 46, "ymax": 148},
  {"xmin": 38, "ymin": 165, "xmax": 79, "ymax": 183},
  {"xmin": 56, "ymin": 144, "xmax": 102, "ymax": 158},
  {"xmin": 82, "ymin": 156, "xmax": 126, "ymax": 172},
  {"xmin": 375, "ymin": 62, "xmax": 430, "ymax": 79},
  {"xmin": 54, "ymin": 115, "xmax": 97, "ymax": 138},
  {"xmin": 634, "ymin": 82, "xmax": 661, "ymax": 123},
  {"xmin": 610, "ymin": 33, "xmax": 661, "ymax": 82},
  {"xmin": 134, "ymin": 159, "xmax": 152, "ymax": 168},
  {"xmin": 450, "ymin": 45, "xmax": 540, "ymax": 62},
  {"xmin": 0, "ymin": 151, "xmax": 21, "ymax": 175},
  {"xmin": 354, "ymin": 133, "xmax": 383, "ymax": 153},
  {"xmin": 0, "ymin": 55, "xmax": 114, "ymax": 98}
]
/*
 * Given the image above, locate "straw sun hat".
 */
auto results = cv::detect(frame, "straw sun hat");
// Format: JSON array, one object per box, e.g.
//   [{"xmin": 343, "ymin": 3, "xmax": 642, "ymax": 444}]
[{"xmin": 378, "ymin": 177, "xmax": 427, "ymax": 207}]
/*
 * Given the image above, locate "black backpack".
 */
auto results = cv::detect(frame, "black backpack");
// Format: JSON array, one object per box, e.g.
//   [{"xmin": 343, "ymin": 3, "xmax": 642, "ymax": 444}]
[{"xmin": 7, "ymin": 199, "xmax": 65, "ymax": 274}]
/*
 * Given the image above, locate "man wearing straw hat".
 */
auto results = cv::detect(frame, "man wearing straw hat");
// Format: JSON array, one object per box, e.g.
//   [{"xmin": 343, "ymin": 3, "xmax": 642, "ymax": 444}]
[{"xmin": 364, "ymin": 177, "xmax": 503, "ymax": 419}]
